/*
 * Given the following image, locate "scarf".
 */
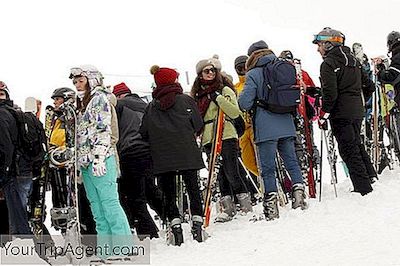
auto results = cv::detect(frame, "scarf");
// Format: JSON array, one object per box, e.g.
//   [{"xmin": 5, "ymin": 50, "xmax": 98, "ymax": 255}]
[
  {"xmin": 152, "ymin": 83, "xmax": 183, "ymax": 110},
  {"xmin": 194, "ymin": 78, "xmax": 223, "ymax": 117}
]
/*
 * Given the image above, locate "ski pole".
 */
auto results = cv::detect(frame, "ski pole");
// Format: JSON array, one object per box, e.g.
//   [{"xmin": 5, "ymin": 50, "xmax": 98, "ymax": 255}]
[
  {"xmin": 319, "ymin": 129, "xmax": 323, "ymax": 202},
  {"xmin": 238, "ymin": 157, "xmax": 262, "ymax": 195}
]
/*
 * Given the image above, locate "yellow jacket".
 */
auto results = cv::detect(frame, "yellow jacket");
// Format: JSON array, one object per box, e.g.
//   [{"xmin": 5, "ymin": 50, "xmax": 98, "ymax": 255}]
[
  {"xmin": 49, "ymin": 117, "xmax": 66, "ymax": 148},
  {"xmin": 235, "ymin": 75, "xmax": 259, "ymax": 176}
]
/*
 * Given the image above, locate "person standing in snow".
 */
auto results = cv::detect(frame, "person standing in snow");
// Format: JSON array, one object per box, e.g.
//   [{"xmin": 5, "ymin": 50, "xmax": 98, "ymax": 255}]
[
  {"xmin": 69, "ymin": 65, "xmax": 132, "ymax": 258},
  {"xmin": 140, "ymin": 65, "xmax": 205, "ymax": 246},
  {"xmin": 0, "ymin": 81, "xmax": 32, "ymax": 236},
  {"xmin": 191, "ymin": 55, "xmax": 253, "ymax": 223},
  {"xmin": 313, "ymin": 27, "xmax": 376, "ymax": 195},
  {"xmin": 234, "ymin": 55, "xmax": 261, "ymax": 202},
  {"xmin": 112, "ymin": 82, "xmax": 161, "ymax": 239},
  {"xmin": 238, "ymin": 41, "xmax": 307, "ymax": 221},
  {"xmin": 373, "ymin": 31, "xmax": 400, "ymax": 162},
  {"xmin": 47, "ymin": 87, "xmax": 96, "ymax": 237}
]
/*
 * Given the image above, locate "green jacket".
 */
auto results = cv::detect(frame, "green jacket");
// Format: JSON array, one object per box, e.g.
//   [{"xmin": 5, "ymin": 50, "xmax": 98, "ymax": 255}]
[{"xmin": 202, "ymin": 86, "xmax": 241, "ymax": 146}]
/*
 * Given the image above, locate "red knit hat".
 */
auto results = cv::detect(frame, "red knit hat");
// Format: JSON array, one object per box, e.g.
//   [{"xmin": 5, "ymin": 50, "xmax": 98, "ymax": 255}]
[
  {"xmin": 150, "ymin": 65, "xmax": 179, "ymax": 87},
  {"xmin": 112, "ymin": 82, "xmax": 131, "ymax": 97}
]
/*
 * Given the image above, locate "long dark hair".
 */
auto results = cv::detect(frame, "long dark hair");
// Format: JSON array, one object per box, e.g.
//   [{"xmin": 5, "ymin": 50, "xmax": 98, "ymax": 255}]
[
  {"xmin": 76, "ymin": 83, "xmax": 92, "ymax": 112},
  {"xmin": 190, "ymin": 70, "xmax": 236, "ymax": 99}
]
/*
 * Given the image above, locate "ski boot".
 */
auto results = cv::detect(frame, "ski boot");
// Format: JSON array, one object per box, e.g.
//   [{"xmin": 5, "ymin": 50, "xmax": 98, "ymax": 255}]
[
  {"xmin": 191, "ymin": 215, "xmax": 207, "ymax": 243},
  {"xmin": 236, "ymin": 192, "xmax": 253, "ymax": 213},
  {"xmin": 167, "ymin": 218, "xmax": 183, "ymax": 246},
  {"xmin": 263, "ymin": 192, "xmax": 279, "ymax": 221},
  {"xmin": 377, "ymin": 151, "xmax": 390, "ymax": 175},
  {"xmin": 292, "ymin": 183, "xmax": 307, "ymax": 210},
  {"xmin": 215, "ymin": 195, "xmax": 236, "ymax": 223}
]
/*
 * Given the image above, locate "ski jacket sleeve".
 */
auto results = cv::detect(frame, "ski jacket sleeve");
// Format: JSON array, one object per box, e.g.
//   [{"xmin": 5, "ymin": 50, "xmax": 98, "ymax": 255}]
[
  {"xmin": 187, "ymin": 96, "xmax": 204, "ymax": 135},
  {"xmin": 0, "ymin": 112, "xmax": 16, "ymax": 186},
  {"xmin": 238, "ymin": 72, "xmax": 258, "ymax": 112},
  {"xmin": 302, "ymin": 70, "xmax": 316, "ymax": 88},
  {"xmin": 378, "ymin": 57, "xmax": 400, "ymax": 86},
  {"xmin": 320, "ymin": 58, "xmax": 338, "ymax": 113},
  {"xmin": 215, "ymin": 86, "xmax": 241, "ymax": 119},
  {"xmin": 87, "ymin": 93, "xmax": 113, "ymax": 158},
  {"xmin": 139, "ymin": 105, "xmax": 150, "ymax": 141}
]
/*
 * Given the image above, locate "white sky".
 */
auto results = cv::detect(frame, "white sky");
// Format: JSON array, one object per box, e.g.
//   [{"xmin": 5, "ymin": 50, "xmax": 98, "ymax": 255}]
[{"xmin": 1, "ymin": 0, "xmax": 399, "ymax": 118}]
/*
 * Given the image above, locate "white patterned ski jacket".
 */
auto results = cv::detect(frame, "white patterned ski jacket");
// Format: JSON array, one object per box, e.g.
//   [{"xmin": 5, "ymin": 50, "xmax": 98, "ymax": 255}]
[{"xmin": 77, "ymin": 86, "xmax": 115, "ymax": 169}]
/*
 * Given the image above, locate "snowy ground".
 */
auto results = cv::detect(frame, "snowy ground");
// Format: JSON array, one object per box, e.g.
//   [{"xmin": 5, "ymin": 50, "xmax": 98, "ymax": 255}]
[
  {"xmin": 2, "ymin": 144, "xmax": 400, "ymax": 265},
  {"xmin": 148, "ymin": 167, "xmax": 400, "ymax": 266}
]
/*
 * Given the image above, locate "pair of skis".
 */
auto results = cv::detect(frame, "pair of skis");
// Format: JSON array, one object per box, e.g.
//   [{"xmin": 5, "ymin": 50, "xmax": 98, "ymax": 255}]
[
  {"xmin": 293, "ymin": 59, "xmax": 317, "ymax": 198},
  {"xmin": 203, "ymin": 108, "xmax": 225, "ymax": 227}
]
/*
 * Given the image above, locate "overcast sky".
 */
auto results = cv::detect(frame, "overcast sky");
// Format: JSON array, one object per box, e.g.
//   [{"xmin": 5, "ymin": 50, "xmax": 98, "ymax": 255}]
[{"xmin": 1, "ymin": 0, "xmax": 399, "ymax": 117}]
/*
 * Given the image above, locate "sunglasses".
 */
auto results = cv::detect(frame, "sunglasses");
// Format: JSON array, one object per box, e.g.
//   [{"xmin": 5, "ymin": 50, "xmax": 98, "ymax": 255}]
[{"xmin": 202, "ymin": 67, "xmax": 216, "ymax": 75}]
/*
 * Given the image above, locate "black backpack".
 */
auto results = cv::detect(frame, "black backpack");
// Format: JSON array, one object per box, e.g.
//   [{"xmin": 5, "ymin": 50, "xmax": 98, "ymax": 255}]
[
  {"xmin": 6, "ymin": 106, "xmax": 46, "ymax": 161},
  {"xmin": 257, "ymin": 58, "xmax": 300, "ymax": 114}
]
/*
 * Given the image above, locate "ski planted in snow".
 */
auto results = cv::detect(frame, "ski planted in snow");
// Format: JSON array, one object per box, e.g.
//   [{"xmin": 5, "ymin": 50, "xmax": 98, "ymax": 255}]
[{"xmin": 204, "ymin": 108, "xmax": 225, "ymax": 227}]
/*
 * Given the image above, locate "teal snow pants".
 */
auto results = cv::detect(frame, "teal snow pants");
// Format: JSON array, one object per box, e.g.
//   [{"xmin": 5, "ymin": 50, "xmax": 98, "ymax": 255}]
[{"xmin": 81, "ymin": 155, "xmax": 133, "ymax": 258}]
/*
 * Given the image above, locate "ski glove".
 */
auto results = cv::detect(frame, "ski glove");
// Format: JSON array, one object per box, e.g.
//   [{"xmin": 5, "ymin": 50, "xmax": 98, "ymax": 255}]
[
  {"xmin": 92, "ymin": 156, "xmax": 107, "ymax": 177},
  {"xmin": 208, "ymin": 91, "xmax": 220, "ymax": 103},
  {"xmin": 318, "ymin": 111, "xmax": 330, "ymax": 130}
]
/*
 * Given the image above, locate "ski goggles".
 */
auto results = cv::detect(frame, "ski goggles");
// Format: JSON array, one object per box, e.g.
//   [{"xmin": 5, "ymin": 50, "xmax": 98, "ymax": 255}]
[
  {"xmin": 69, "ymin": 67, "xmax": 86, "ymax": 79},
  {"xmin": 312, "ymin": 35, "xmax": 344, "ymax": 44}
]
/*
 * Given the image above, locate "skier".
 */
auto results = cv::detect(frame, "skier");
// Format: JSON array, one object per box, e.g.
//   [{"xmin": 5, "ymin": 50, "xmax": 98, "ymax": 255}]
[
  {"xmin": 69, "ymin": 65, "xmax": 132, "ymax": 259},
  {"xmin": 238, "ymin": 41, "xmax": 307, "ymax": 221},
  {"xmin": 48, "ymin": 87, "xmax": 96, "ymax": 237},
  {"xmin": 191, "ymin": 55, "xmax": 253, "ymax": 223},
  {"xmin": 373, "ymin": 31, "xmax": 400, "ymax": 161},
  {"xmin": 0, "ymin": 81, "xmax": 32, "ymax": 236},
  {"xmin": 234, "ymin": 55, "xmax": 261, "ymax": 202},
  {"xmin": 313, "ymin": 27, "xmax": 376, "ymax": 195},
  {"xmin": 112, "ymin": 82, "xmax": 160, "ymax": 239},
  {"xmin": 140, "ymin": 65, "xmax": 205, "ymax": 245}
]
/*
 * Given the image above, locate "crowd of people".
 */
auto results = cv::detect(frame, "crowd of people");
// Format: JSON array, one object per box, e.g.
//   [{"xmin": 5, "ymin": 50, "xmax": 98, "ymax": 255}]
[{"xmin": 0, "ymin": 27, "xmax": 399, "ymax": 261}]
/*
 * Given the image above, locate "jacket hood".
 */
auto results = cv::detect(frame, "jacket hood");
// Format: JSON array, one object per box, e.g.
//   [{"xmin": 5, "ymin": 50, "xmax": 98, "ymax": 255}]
[
  {"xmin": 0, "ymin": 99, "xmax": 14, "ymax": 108},
  {"xmin": 326, "ymin": 46, "xmax": 357, "ymax": 67},
  {"xmin": 256, "ymin": 54, "xmax": 276, "ymax": 67}
]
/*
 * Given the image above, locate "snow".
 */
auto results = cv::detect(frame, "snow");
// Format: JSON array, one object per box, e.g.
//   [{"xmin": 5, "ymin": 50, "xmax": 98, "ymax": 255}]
[
  {"xmin": 4, "ymin": 166, "xmax": 399, "ymax": 265},
  {"xmin": 146, "ymin": 168, "xmax": 400, "ymax": 266},
  {"xmin": 2, "ymin": 130, "xmax": 400, "ymax": 265}
]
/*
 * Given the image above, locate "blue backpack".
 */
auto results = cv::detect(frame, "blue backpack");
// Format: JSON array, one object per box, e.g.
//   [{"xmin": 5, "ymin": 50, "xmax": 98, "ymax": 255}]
[{"xmin": 257, "ymin": 58, "xmax": 300, "ymax": 114}]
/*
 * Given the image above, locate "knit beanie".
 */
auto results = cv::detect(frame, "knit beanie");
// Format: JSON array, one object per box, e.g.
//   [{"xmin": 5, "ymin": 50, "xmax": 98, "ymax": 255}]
[
  {"xmin": 247, "ymin": 40, "xmax": 269, "ymax": 56},
  {"xmin": 112, "ymin": 82, "xmax": 131, "ymax": 97},
  {"xmin": 195, "ymin": 54, "xmax": 222, "ymax": 75},
  {"xmin": 150, "ymin": 65, "xmax": 179, "ymax": 87},
  {"xmin": 234, "ymin": 55, "xmax": 248, "ymax": 68}
]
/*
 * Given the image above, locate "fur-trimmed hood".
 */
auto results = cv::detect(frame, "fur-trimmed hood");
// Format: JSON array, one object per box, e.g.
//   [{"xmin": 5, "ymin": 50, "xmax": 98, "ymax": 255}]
[{"xmin": 246, "ymin": 48, "xmax": 275, "ymax": 71}]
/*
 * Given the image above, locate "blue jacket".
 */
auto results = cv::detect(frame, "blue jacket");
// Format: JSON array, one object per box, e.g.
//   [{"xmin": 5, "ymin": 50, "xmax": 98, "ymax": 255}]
[{"xmin": 238, "ymin": 54, "xmax": 296, "ymax": 143}]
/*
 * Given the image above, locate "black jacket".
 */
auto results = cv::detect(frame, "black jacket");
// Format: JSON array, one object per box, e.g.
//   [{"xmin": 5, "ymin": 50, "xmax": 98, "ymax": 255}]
[
  {"xmin": 140, "ymin": 94, "xmax": 205, "ymax": 174},
  {"xmin": 320, "ymin": 46, "xmax": 375, "ymax": 119},
  {"xmin": 378, "ymin": 46, "xmax": 400, "ymax": 106},
  {"xmin": 0, "ymin": 100, "xmax": 18, "ymax": 188},
  {"xmin": 115, "ymin": 93, "xmax": 150, "ymax": 157}
]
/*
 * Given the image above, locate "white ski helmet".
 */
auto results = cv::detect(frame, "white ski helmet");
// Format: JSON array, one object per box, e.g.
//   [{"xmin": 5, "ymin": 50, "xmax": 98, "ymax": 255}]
[{"xmin": 69, "ymin": 65, "xmax": 104, "ymax": 90}]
